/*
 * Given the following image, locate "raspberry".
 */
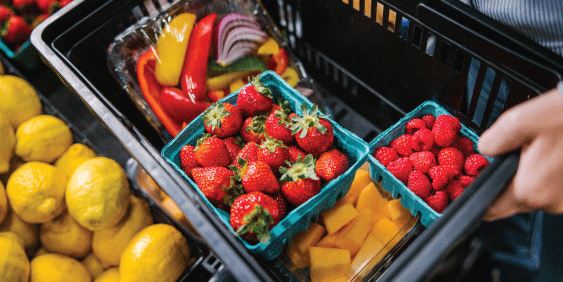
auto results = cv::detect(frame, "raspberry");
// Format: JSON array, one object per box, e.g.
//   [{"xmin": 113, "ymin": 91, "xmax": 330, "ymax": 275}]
[
  {"xmin": 429, "ymin": 144, "xmax": 441, "ymax": 158},
  {"xmin": 446, "ymin": 180, "xmax": 466, "ymax": 201},
  {"xmin": 434, "ymin": 115, "xmax": 461, "ymax": 132},
  {"xmin": 457, "ymin": 174, "xmax": 475, "ymax": 186},
  {"xmin": 407, "ymin": 170, "xmax": 432, "ymax": 198},
  {"xmin": 424, "ymin": 190, "xmax": 449, "ymax": 213},
  {"xmin": 428, "ymin": 165, "xmax": 457, "ymax": 190},
  {"xmin": 374, "ymin": 146, "xmax": 399, "ymax": 166},
  {"xmin": 464, "ymin": 154, "xmax": 490, "ymax": 176},
  {"xmin": 386, "ymin": 157, "xmax": 413, "ymax": 184},
  {"xmin": 406, "ymin": 118, "xmax": 426, "ymax": 135},
  {"xmin": 432, "ymin": 115, "xmax": 461, "ymax": 147},
  {"xmin": 390, "ymin": 134, "xmax": 413, "ymax": 157},
  {"xmin": 422, "ymin": 114, "xmax": 436, "ymax": 129},
  {"xmin": 438, "ymin": 147, "xmax": 464, "ymax": 174},
  {"xmin": 409, "ymin": 151, "xmax": 437, "ymax": 174},
  {"xmin": 411, "ymin": 128, "xmax": 434, "ymax": 151},
  {"xmin": 452, "ymin": 135, "xmax": 475, "ymax": 157}
]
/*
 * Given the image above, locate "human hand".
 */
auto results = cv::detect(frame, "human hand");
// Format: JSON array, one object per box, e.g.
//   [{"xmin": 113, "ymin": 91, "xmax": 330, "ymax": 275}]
[{"xmin": 477, "ymin": 86, "xmax": 563, "ymax": 221}]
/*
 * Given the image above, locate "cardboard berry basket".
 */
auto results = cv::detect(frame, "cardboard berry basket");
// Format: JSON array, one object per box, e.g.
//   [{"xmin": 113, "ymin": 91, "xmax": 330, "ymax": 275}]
[
  {"xmin": 0, "ymin": 40, "xmax": 40, "ymax": 72},
  {"xmin": 367, "ymin": 101, "xmax": 494, "ymax": 227},
  {"xmin": 161, "ymin": 70, "xmax": 370, "ymax": 260}
]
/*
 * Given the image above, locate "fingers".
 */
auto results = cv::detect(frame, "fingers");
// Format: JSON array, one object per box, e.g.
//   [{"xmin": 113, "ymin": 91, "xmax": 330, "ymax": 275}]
[{"xmin": 483, "ymin": 178, "xmax": 524, "ymax": 221}]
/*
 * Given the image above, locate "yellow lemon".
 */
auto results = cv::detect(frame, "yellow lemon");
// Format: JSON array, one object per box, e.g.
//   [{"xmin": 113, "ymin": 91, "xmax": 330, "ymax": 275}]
[
  {"xmin": 34, "ymin": 247, "xmax": 49, "ymax": 257},
  {"xmin": 0, "ymin": 113, "xmax": 15, "ymax": 173},
  {"xmin": 30, "ymin": 253, "xmax": 91, "ymax": 282},
  {"xmin": 82, "ymin": 253, "xmax": 107, "ymax": 280},
  {"xmin": 40, "ymin": 212, "xmax": 93, "ymax": 258},
  {"xmin": 0, "ymin": 75, "xmax": 41, "ymax": 128},
  {"xmin": 92, "ymin": 195, "xmax": 153, "ymax": 266},
  {"xmin": 94, "ymin": 267, "xmax": 120, "ymax": 282},
  {"xmin": 0, "ymin": 231, "xmax": 25, "ymax": 248},
  {"xmin": 55, "ymin": 143, "xmax": 98, "ymax": 178},
  {"xmin": 0, "ymin": 181, "xmax": 7, "ymax": 225},
  {"xmin": 15, "ymin": 115, "xmax": 73, "ymax": 163},
  {"xmin": 6, "ymin": 162, "xmax": 67, "ymax": 223},
  {"xmin": 0, "ymin": 208, "xmax": 40, "ymax": 254},
  {"xmin": 66, "ymin": 157, "xmax": 130, "ymax": 231},
  {"xmin": 120, "ymin": 224, "xmax": 190, "ymax": 282},
  {"xmin": 0, "ymin": 234, "xmax": 30, "ymax": 282},
  {"xmin": 0, "ymin": 155, "xmax": 25, "ymax": 184}
]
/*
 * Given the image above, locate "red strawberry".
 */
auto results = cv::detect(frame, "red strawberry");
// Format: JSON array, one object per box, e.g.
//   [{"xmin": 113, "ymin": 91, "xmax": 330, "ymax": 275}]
[
  {"xmin": 409, "ymin": 151, "xmax": 437, "ymax": 174},
  {"xmin": 265, "ymin": 109, "xmax": 295, "ymax": 144},
  {"xmin": 236, "ymin": 75, "xmax": 273, "ymax": 116},
  {"xmin": 411, "ymin": 128, "xmax": 434, "ymax": 151},
  {"xmin": 36, "ymin": 0, "xmax": 60, "ymax": 14},
  {"xmin": 202, "ymin": 102, "xmax": 242, "ymax": 138},
  {"xmin": 195, "ymin": 135, "xmax": 231, "ymax": 167},
  {"xmin": 464, "ymin": 154, "xmax": 490, "ymax": 176},
  {"xmin": 240, "ymin": 115, "xmax": 267, "ymax": 144},
  {"xmin": 1, "ymin": 15, "xmax": 32, "ymax": 45},
  {"xmin": 315, "ymin": 149, "xmax": 349, "ymax": 183},
  {"xmin": 232, "ymin": 159, "xmax": 280, "ymax": 194},
  {"xmin": 192, "ymin": 166, "xmax": 242, "ymax": 206},
  {"xmin": 257, "ymin": 134, "xmax": 289, "ymax": 174},
  {"xmin": 386, "ymin": 157, "xmax": 413, "ymax": 184},
  {"xmin": 30, "ymin": 13, "xmax": 48, "ymax": 29},
  {"xmin": 287, "ymin": 145, "xmax": 307, "ymax": 162},
  {"xmin": 432, "ymin": 115, "xmax": 461, "ymax": 147},
  {"xmin": 180, "ymin": 145, "xmax": 200, "ymax": 177},
  {"xmin": 279, "ymin": 154, "xmax": 321, "ymax": 206},
  {"xmin": 389, "ymin": 134, "xmax": 413, "ymax": 157},
  {"xmin": 407, "ymin": 170, "xmax": 432, "ymax": 198},
  {"xmin": 12, "ymin": 0, "xmax": 35, "ymax": 13},
  {"xmin": 452, "ymin": 135, "xmax": 475, "ymax": 157},
  {"xmin": 373, "ymin": 146, "xmax": 399, "ymax": 166},
  {"xmin": 270, "ymin": 192, "xmax": 287, "ymax": 220},
  {"xmin": 457, "ymin": 174, "xmax": 475, "ymax": 186},
  {"xmin": 421, "ymin": 114, "xmax": 436, "ymax": 129},
  {"xmin": 428, "ymin": 165, "xmax": 457, "ymax": 190},
  {"xmin": 222, "ymin": 136, "xmax": 243, "ymax": 162},
  {"xmin": 0, "ymin": 5, "xmax": 14, "ymax": 24},
  {"xmin": 230, "ymin": 191, "xmax": 281, "ymax": 244},
  {"xmin": 291, "ymin": 103, "xmax": 334, "ymax": 157},
  {"xmin": 437, "ymin": 147, "xmax": 464, "ymax": 175},
  {"xmin": 232, "ymin": 141, "xmax": 259, "ymax": 168},
  {"xmin": 446, "ymin": 180, "xmax": 465, "ymax": 201},
  {"xmin": 405, "ymin": 118, "xmax": 426, "ymax": 135},
  {"xmin": 424, "ymin": 190, "xmax": 449, "ymax": 213},
  {"xmin": 59, "ymin": 0, "xmax": 72, "ymax": 7}
]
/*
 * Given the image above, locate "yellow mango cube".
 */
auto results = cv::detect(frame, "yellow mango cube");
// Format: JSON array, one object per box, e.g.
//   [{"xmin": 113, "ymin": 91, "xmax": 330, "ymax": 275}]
[
  {"xmin": 309, "ymin": 247, "xmax": 351, "ymax": 282},
  {"xmin": 371, "ymin": 218, "xmax": 401, "ymax": 243},
  {"xmin": 350, "ymin": 233, "xmax": 386, "ymax": 274},
  {"xmin": 321, "ymin": 203, "xmax": 359, "ymax": 234},
  {"xmin": 356, "ymin": 182, "xmax": 391, "ymax": 221},
  {"xmin": 339, "ymin": 168, "xmax": 372, "ymax": 205},
  {"xmin": 387, "ymin": 198, "xmax": 412, "ymax": 227},
  {"xmin": 292, "ymin": 222, "xmax": 326, "ymax": 253},
  {"xmin": 286, "ymin": 241, "xmax": 310, "ymax": 269},
  {"xmin": 328, "ymin": 276, "xmax": 350, "ymax": 282},
  {"xmin": 334, "ymin": 209, "xmax": 374, "ymax": 256},
  {"xmin": 316, "ymin": 232, "xmax": 338, "ymax": 248}
]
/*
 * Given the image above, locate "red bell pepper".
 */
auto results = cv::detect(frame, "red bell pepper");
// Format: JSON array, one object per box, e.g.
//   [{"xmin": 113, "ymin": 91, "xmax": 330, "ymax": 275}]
[
  {"xmin": 160, "ymin": 87, "xmax": 211, "ymax": 124},
  {"xmin": 266, "ymin": 48, "xmax": 289, "ymax": 75},
  {"xmin": 136, "ymin": 50, "xmax": 183, "ymax": 137},
  {"xmin": 180, "ymin": 13, "xmax": 217, "ymax": 101}
]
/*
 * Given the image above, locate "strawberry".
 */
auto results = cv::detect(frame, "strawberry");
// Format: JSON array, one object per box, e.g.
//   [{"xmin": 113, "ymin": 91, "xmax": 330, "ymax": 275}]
[
  {"xmin": 424, "ymin": 189, "xmax": 449, "ymax": 213},
  {"xmin": 59, "ymin": 0, "xmax": 72, "ymax": 7},
  {"xmin": 428, "ymin": 165, "xmax": 457, "ymax": 190},
  {"xmin": 409, "ymin": 151, "xmax": 436, "ymax": 174},
  {"xmin": 464, "ymin": 154, "xmax": 490, "ymax": 176},
  {"xmin": 452, "ymin": 135, "xmax": 475, "ymax": 157},
  {"xmin": 12, "ymin": 0, "xmax": 35, "ymax": 13},
  {"xmin": 232, "ymin": 158, "xmax": 280, "ymax": 194},
  {"xmin": 405, "ymin": 118, "xmax": 426, "ymax": 135},
  {"xmin": 290, "ymin": 103, "xmax": 334, "ymax": 157},
  {"xmin": 421, "ymin": 114, "xmax": 436, "ymax": 129},
  {"xmin": 411, "ymin": 128, "xmax": 434, "ymax": 151},
  {"xmin": 180, "ymin": 145, "xmax": 200, "ymax": 177},
  {"xmin": 0, "ymin": 5, "xmax": 14, "ymax": 24},
  {"xmin": 432, "ymin": 115, "xmax": 461, "ymax": 147},
  {"xmin": 30, "ymin": 13, "xmax": 48, "ymax": 29},
  {"xmin": 195, "ymin": 135, "xmax": 231, "ymax": 167},
  {"xmin": 1, "ymin": 15, "xmax": 31, "ymax": 45},
  {"xmin": 389, "ymin": 134, "xmax": 413, "ymax": 157},
  {"xmin": 202, "ymin": 102, "xmax": 242, "ymax": 138},
  {"xmin": 230, "ymin": 191, "xmax": 281, "ymax": 244},
  {"xmin": 231, "ymin": 141, "xmax": 259, "ymax": 168},
  {"xmin": 192, "ymin": 166, "xmax": 243, "ymax": 206},
  {"xmin": 437, "ymin": 147, "xmax": 464, "ymax": 175},
  {"xmin": 407, "ymin": 170, "xmax": 432, "ymax": 198},
  {"xmin": 240, "ymin": 115, "xmax": 267, "ymax": 144},
  {"xmin": 36, "ymin": 0, "xmax": 60, "ymax": 14},
  {"xmin": 257, "ymin": 134, "xmax": 289, "ymax": 174},
  {"xmin": 287, "ymin": 145, "xmax": 307, "ymax": 162},
  {"xmin": 270, "ymin": 191, "xmax": 287, "ymax": 220},
  {"xmin": 373, "ymin": 146, "xmax": 399, "ymax": 166},
  {"xmin": 279, "ymin": 154, "xmax": 321, "ymax": 206},
  {"xmin": 446, "ymin": 180, "xmax": 465, "ymax": 201},
  {"xmin": 222, "ymin": 136, "xmax": 243, "ymax": 162},
  {"xmin": 265, "ymin": 108, "xmax": 295, "ymax": 144},
  {"xmin": 236, "ymin": 75, "xmax": 273, "ymax": 116},
  {"xmin": 315, "ymin": 149, "xmax": 349, "ymax": 183},
  {"xmin": 386, "ymin": 157, "xmax": 413, "ymax": 184}
]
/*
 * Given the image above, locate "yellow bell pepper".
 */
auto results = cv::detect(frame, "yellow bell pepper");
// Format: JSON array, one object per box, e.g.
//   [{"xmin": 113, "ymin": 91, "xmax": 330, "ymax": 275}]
[
  {"xmin": 229, "ymin": 78, "xmax": 246, "ymax": 93},
  {"xmin": 206, "ymin": 71, "xmax": 255, "ymax": 91},
  {"xmin": 155, "ymin": 12, "xmax": 197, "ymax": 86},
  {"xmin": 257, "ymin": 37, "xmax": 280, "ymax": 56},
  {"xmin": 282, "ymin": 67, "xmax": 299, "ymax": 87}
]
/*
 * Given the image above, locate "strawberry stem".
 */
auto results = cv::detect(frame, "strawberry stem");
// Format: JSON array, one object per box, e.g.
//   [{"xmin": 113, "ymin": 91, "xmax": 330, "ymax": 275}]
[{"xmin": 235, "ymin": 204, "xmax": 273, "ymax": 244}]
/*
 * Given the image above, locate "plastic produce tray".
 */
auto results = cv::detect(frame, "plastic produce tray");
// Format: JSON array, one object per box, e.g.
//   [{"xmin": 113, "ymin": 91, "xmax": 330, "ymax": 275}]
[{"xmin": 162, "ymin": 71, "xmax": 370, "ymax": 260}]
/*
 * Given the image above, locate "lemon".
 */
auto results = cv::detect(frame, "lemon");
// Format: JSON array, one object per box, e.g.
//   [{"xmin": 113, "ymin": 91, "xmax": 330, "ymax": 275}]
[
  {"xmin": 66, "ymin": 157, "xmax": 130, "ymax": 231},
  {"xmin": 15, "ymin": 115, "xmax": 73, "ymax": 163},
  {"xmin": 6, "ymin": 162, "xmax": 67, "ymax": 223},
  {"xmin": 0, "ymin": 231, "xmax": 25, "ymax": 248},
  {"xmin": 92, "ymin": 195, "xmax": 153, "ymax": 266},
  {"xmin": 0, "ymin": 75, "xmax": 41, "ymax": 129},
  {"xmin": 120, "ymin": 224, "xmax": 190, "ymax": 282},
  {"xmin": 0, "ymin": 113, "xmax": 15, "ymax": 173},
  {"xmin": 95, "ymin": 268, "xmax": 120, "ymax": 282},
  {"xmin": 0, "ymin": 155, "xmax": 25, "ymax": 184},
  {"xmin": 0, "ymin": 208, "xmax": 40, "ymax": 254},
  {"xmin": 0, "ymin": 234, "xmax": 30, "ymax": 282},
  {"xmin": 40, "ymin": 212, "xmax": 93, "ymax": 258},
  {"xmin": 0, "ymin": 181, "xmax": 7, "ymax": 225},
  {"xmin": 82, "ymin": 253, "xmax": 107, "ymax": 280},
  {"xmin": 34, "ymin": 247, "xmax": 49, "ymax": 257},
  {"xmin": 55, "ymin": 143, "xmax": 98, "ymax": 178},
  {"xmin": 30, "ymin": 253, "xmax": 91, "ymax": 282}
]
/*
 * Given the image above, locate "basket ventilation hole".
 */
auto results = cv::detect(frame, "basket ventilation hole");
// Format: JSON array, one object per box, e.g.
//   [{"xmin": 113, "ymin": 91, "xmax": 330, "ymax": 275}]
[
  {"xmin": 399, "ymin": 17, "xmax": 410, "ymax": 40},
  {"xmin": 425, "ymin": 34, "xmax": 436, "ymax": 56},
  {"xmin": 311, "ymin": 214, "xmax": 318, "ymax": 223},
  {"xmin": 353, "ymin": 0, "xmax": 360, "ymax": 11},
  {"xmin": 375, "ymin": 174, "xmax": 382, "ymax": 183},
  {"xmin": 453, "ymin": 49, "xmax": 465, "ymax": 73},
  {"xmin": 375, "ymin": 2, "xmax": 384, "ymax": 25},
  {"xmin": 412, "ymin": 25, "xmax": 423, "ymax": 48},
  {"xmin": 439, "ymin": 41, "xmax": 450, "ymax": 64},
  {"xmin": 364, "ymin": 0, "xmax": 372, "ymax": 17},
  {"xmin": 388, "ymin": 10, "xmax": 396, "ymax": 32}
]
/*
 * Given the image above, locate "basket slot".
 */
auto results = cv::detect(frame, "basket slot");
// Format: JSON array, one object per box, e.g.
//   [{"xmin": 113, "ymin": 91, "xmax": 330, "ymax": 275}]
[
  {"xmin": 466, "ymin": 59, "xmax": 487, "ymax": 120},
  {"xmin": 452, "ymin": 49, "xmax": 465, "ymax": 73},
  {"xmin": 479, "ymin": 71, "xmax": 503, "ymax": 128}
]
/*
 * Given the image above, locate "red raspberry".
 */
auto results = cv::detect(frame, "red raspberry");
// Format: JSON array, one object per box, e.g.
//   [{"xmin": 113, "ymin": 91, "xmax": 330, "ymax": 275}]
[
  {"xmin": 373, "ymin": 146, "xmax": 399, "ymax": 166},
  {"xmin": 409, "ymin": 151, "xmax": 437, "ymax": 174},
  {"xmin": 457, "ymin": 174, "xmax": 476, "ymax": 186},
  {"xmin": 435, "ymin": 115, "xmax": 462, "ymax": 132},
  {"xmin": 438, "ymin": 147, "xmax": 464, "ymax": 174},
  {"xmin": 422, "ymin": 114, "xmax": 436, "ymax": 129},
  {"xmin": 428, "ymin": 165, "xmax": 457, "ymax": 190},
  {"xmin": 407, "ymin": 170, "xmax": 432, "ymax": 198},
  {"xmin": 386, "ymin": 157, "xmax": 413, "ymax": 184},
  {"xmin": 405, "ymin": 118, "xmax": 426, "ymax": 135},
  {"xmin": 432, "ymin": 115, "xmax": 461, "ymax": 147},
  {"xmin": 390, "ymin": 134, "xmax": 413, "ymax": 157},
  {"xmin": 424, "ymin": 190, "xmax": 449, "ymax": 213},
  {"xmin": 446, "ymin": 180, "xmax": 466, "ymax": 201},
  {"xmin": 411, "ymin": 128, "xmax": 434, "ymax": 151},
  {"xmin": 452, "ymin": 135, "xmax": 475, "ymax": 157},
  {"xmin": 464, "ymin": 154, "xmax": 490, "ymax": 176},
  {"xmin": 429, "ymin": 144, "xmax": 441, "ymax": 158}
]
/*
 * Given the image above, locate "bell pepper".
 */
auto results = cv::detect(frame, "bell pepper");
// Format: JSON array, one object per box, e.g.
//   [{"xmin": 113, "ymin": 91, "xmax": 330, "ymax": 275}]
[
  {"xmin": 160, "ymin": 87, "xmax": 211, "ymax": 124},
  {"xmin": 281, "ymin": 67, "xmax": 299, "ymax": 87},
  {"xmin": 206, "ymin": 70, "xmax": 256, "ymax": 91},
  {"xmin": 180, "ymin": 13, "xmax": 217, "ymax": 102},
  {"xmin": 207, "ymin": 56, "xmax": 267, "ymax": 77},
  {"xmin": 266, "ymin": 48, "xmax": 289, "ymax": 75},
  {"xmin": 136, "ymin": 50, "xmax": 183, "ymax": 137},
  {"xmin": 229, "ymin": 78, "xmax": 246, "ymax": 93},
  {"xmin": 257, "ymin": 37, "xmax": 280, "ymax": 56},
  {"xmin": 154, "ymin": 12, "xmax": 197, "ymax": 86}
]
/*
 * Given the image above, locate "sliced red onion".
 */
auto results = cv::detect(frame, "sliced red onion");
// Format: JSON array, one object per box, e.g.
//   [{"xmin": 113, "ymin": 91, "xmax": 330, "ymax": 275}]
[{"xmin": 216, "ymin": 13, "xmax": 268, "ymax": 66}]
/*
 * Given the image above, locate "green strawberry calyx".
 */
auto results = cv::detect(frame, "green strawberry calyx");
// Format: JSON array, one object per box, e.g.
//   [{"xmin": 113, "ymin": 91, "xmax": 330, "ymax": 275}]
[
  {"xmin": 222, "ymin": 178, "xmax": 244, "ymax": 206},
  {"xmin": 290, "ymin": 103, "xmax": 329, "ymax": 139},
  {"xmin": 259, "ymin": 133, "xmax": 287, "ymax": 153},
  {"xmin": 245, "ymin": 115, "xmax": 267, "ymax": 133},
  {"xmin": 251, "ymin": 75, "xmax": 273, "ymax": 98},
  {"xmin": 202, "ymin": 102, "xmax": 230, "ymax": 131},
  {"xmin": 195, "ymin": 133, "xmax": 214, "ymax": 150},
  {"xmin": 279, "ymin": 154, "xmax": 319, "ymax": 183},
  {"xmin": 230, "ymin": 157, "xmax": 249, "ymax": 181},
  {"xmin": 235, "ymin": 204, "xmax": 273, "ymax": 244}
]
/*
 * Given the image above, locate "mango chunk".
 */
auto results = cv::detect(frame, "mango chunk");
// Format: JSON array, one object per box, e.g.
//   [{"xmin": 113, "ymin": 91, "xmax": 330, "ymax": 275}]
[
  {"xmin": 328, "ymin": 276, "xmax": 350, "ymax": 282},
  {"xmin": 350, "ymin": 233, "xmax": 386, "ymax": 274},
  {"xmin": 334, "ymin": 209, "xmax": 374, "ymax": 256},
  {"xmin": 387, "ymin": 198, "xmax": 412, "ymax": 227},
  {"xmin": 356, "ymin": 182, "xmax": 391, "ymax": 221},
  {"xmin": 316, "ymin": 232, "xmax": 338, "ymax": 248},
  {"xmin": 339, "ymin": 168, "xmax": 372, "ymax": 205},
  {"xmin": 321, "ymin": 203, "xmax": 359, "ymax": 234},
  {"xmin": 371, "ymin": 218, "xmax": 401, "ymax": 243},
  {"xmin": 309, "ymin": 247, "xmax": 351, "ymax": 282},
  {"xmin": 286, "ymin": 241, "xmax": 310, "ymax": 269},
  {"xmin": 292, "ymin": 222, "xmax": 326, "ymax": 253}
]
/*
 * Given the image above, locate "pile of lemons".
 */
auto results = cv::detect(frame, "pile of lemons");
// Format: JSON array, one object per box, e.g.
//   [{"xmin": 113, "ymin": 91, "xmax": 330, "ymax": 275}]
[{"xmin": 0, "ymin": 70, "xmax": 191, "ymax": 282}]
